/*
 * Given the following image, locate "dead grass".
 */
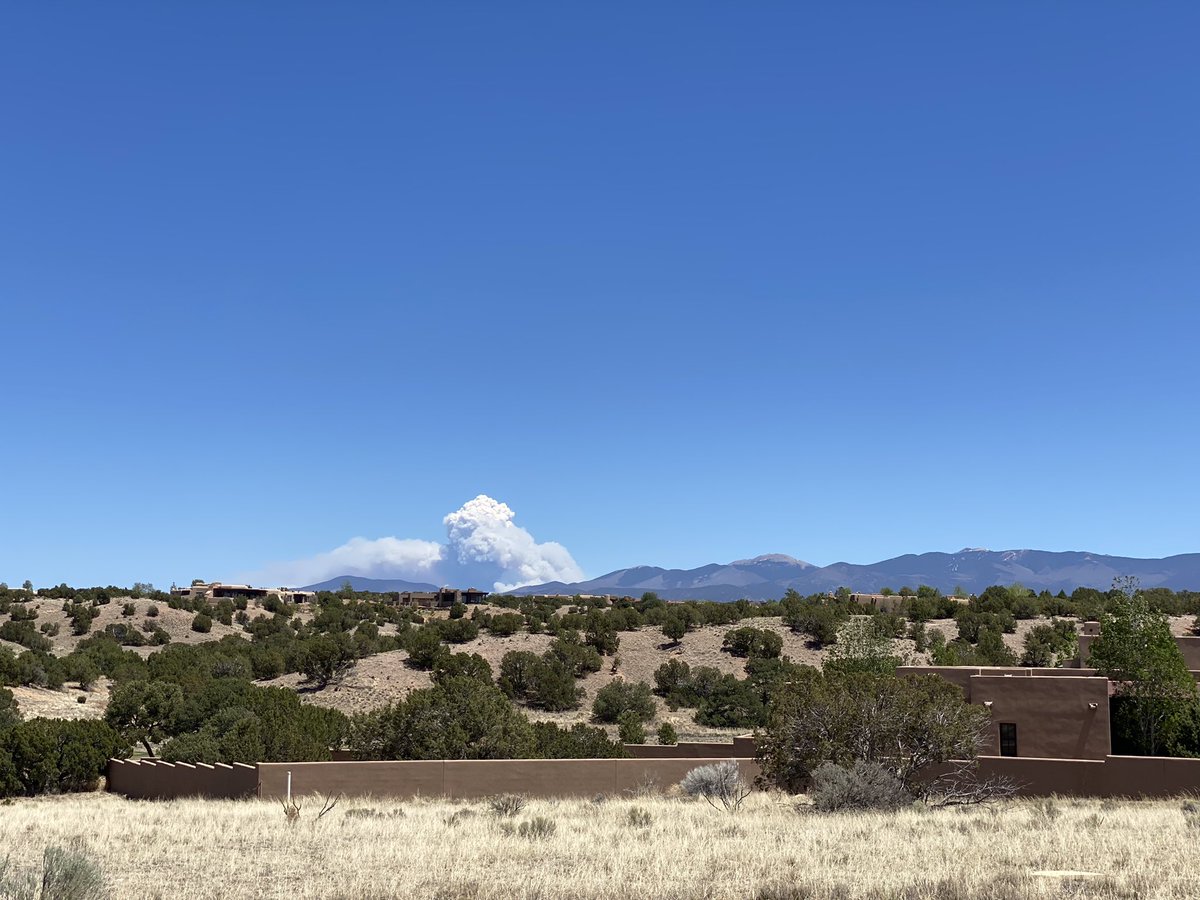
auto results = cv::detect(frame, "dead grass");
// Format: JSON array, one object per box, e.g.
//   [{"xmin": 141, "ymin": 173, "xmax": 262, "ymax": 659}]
[{"xmin": 0, "ymin": 792, "xmax": 1196, "ymax": 898}]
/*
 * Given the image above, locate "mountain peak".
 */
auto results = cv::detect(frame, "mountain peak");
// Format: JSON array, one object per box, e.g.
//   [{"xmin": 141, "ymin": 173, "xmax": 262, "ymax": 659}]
[
  {"xmin": 730, "ymin": 554, "xmax": 810, "ymax": 567},
  {"xmin": 508, "ymin": 548, "xmax": 1200, "ymax": 601}
]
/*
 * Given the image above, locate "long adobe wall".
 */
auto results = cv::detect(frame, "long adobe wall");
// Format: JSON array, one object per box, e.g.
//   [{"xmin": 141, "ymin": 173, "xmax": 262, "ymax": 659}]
[
  {"xmin": 625, "ymin": 737, "xmax": 756, "ymax": 759},
  {"xmin": 970, "ymin": 755, "xmax": 1200, "ymax": 798},
  {"xmin": 255, "ymin": 757, "xmax": 761, "ymax": 801},
  {"xmin": 107, "ymin": 759, "xmax": 257, "ymax": 800},
  {"xmin": 107, "ymin": 755, "xmax": 759, "ymax": 802}
]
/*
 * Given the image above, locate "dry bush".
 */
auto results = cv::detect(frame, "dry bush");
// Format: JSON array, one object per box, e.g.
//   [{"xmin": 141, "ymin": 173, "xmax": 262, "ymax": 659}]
[
  {"xmin": 0, "ymin": 842, "xmax": 106, "ymax": 900},
  {"xmin": 488, "ymin": 794, "xmax": 526, "ymax": 818},
  {"xmin": 810, "ymin": 761, "xmax": 911, "ymax": 812},
  {"xmin": 625, "ymin": 806, "xmax": 652, "ymax": 828},
  {"xmin": 680, "ymin": 760, "xmax": 751, "ymax": 812}
]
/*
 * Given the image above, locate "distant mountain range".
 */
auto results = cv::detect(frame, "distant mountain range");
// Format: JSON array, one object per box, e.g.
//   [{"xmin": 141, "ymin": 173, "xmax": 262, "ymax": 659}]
[
  {"xmin": 303, "ymin": 549, "xmax": 1200, "ymax": 601},
  {"xmin": 501, "ymin": 549, "xmax": 1200, "ymax": 601}
]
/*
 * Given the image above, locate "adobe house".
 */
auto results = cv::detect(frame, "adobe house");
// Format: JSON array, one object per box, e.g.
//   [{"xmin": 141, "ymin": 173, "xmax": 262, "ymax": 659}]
[
  {"xmin": 898, "ymin": 665, "xmax": 1111, "ymax": 760},
  {"xmin": 386, "ymin": 587, "xmax": 489, "ymax": 609},
  {"xmin": 905, "ymin": 621, "xmax": 1200, "ymax": 763},
  {"xmin": 170, "ymin": 582, "xmax": 315, "ymax": 605}
]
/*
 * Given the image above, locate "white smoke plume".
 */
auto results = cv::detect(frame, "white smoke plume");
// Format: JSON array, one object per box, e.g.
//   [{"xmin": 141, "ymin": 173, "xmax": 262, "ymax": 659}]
[
  {"xmin": 237, "ymin": 495, "xmax": 583, "ymax": 592},
  {"xmin": 444, "ymin": 495, "xmax": 583, "ymax": 592}
]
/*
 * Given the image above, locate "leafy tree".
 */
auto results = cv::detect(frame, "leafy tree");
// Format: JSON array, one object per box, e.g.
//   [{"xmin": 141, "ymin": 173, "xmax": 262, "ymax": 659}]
[
  {"xmin": 584, "ymin": 612, "xmax": 620, "ymax": 656},
  {"xmin": 435, "ymin": 618, "xmax": 479, "ymax": 644},
  {"xmin": 825, "ymin": 615, "xmax": 901, "ymax": 676},
  {"xmin": 105, "ymin": 680, "xmax": 184, "ymax": 755},
  {"xmin": 1088, "ymin": 577, "xmax": 1196, "ymax": 756},
  {"xmin": 1020, "ymin": 619, "xmax": 1078, "ymax": 667},
  {"xmin": 781, "ymin": 596, "xmax": 845, "ymax": 646}
]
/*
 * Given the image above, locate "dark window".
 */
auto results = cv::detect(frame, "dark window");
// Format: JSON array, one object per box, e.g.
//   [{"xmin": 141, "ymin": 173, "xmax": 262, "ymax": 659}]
[{"xmin": 998, "ymin": 723, "xmax": 1017, "ymax": 757}]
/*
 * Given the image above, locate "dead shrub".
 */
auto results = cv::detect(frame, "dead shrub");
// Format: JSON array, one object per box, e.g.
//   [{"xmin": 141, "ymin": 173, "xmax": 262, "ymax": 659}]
[
  {"xmin": 0, "ymin": 841, "xmax": 107, "ymax": 900},
  {"xmin": 487, "ymin": 794, "xmax": 526, "ymax": 818},
  {"xmin": 500, "ymin": 816, "xmax": 557, "ymax": 840},
  {"xmin": 810, "ymin": 761, "xmax": 911, "ymax": 813},
  {"xmin": 679, "ymin": 761, "xmax": 751, "ymax": 813},
  {"xmin": 625, "ymin": 806, "xmax": 652, "ymax": 829}
]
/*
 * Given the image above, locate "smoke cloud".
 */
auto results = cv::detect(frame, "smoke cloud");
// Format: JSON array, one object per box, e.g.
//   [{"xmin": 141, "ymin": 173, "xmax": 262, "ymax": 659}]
[{"xmin": 238, "ymin": 495, "xmax": 583, "ymax": 592}]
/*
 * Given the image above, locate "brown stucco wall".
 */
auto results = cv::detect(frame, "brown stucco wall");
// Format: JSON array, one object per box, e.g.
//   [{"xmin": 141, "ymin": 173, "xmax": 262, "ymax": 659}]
[
  {"xmin": 898, "ymin": 667, "xmax": 1111, "ymax": 761},
  {"xmin": 972, "ymin": 755, "xmax": 1200, "ymax": 798},
  {"xmin": 107, "ymin": 759, "xmax": 257, "ymax": 800},
  {"xmin": 626, "ymin": 737, "xmax": 756, "ymax": 758},
  {"xmin": 970, "ymin": 675, "xmax": 1110, "ymax": 760},
  {"xmin": 256, "ymin": 758, "xmax": 760, "ymax": 801}
]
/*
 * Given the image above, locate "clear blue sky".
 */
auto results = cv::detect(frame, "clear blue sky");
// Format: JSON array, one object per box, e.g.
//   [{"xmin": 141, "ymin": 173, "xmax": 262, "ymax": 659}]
[{"xmin": 3, "ymin": 3, "xmax": 1198, "ymax": 590}]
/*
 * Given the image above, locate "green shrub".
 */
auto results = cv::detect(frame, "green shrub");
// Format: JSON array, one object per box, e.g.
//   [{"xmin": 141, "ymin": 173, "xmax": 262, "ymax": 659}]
[
  {"xmin": 656, "ymin": 722, "xmax": 678, "ymax": 745},
  {"xmin": 0, "ymin": 621, "xmax": 52, "ymax": 654},
  {"xmin": 487, "ymin": 613, "xmax": 524, "ymax": 637},
  {"xmin": 781, "ymin": 599, "xmax": 845, "ymax": 647},
  {"xmin": 653, "ymin": 659, "xmax": 691, "ymax": 698},
  {"xmin": 498, "ymin": 652, "xmax": 581, "ymax": 711},
  {"xmin": 721, "ymin": 626, "xmax": 783, "ymax": 660},
  {"xmin": 102, "ymin": 623, "xmax": 146, "ymax": 647},
  {"xmin": 0, "ymin": 719, "xmax": 127, "ymax": 797},
  {"xmin": 299, "ymin": 634, "xmax": 355, "ymax": 687},
  {"xmin": 403, "ymin": 628, "xmax": 446, "ymax": 670},
  {"xmin": 431, "ymin": 652, "xmax": 493, "ymax": 686},
  {"xmin": 191, "ymin": 613, "xmax": 213, "ymax": 634},
  {"xmin": 0, "ymin": 687, "xmax": 19, "ymax": 730},
  {"xmin": 592, "ymin": 681, "xmax": 655, "ymax": 724},
  {"xmin": 548, "ymin": 632, "xmax": 602, "ymax": 677},
  {"xmin": 617, "ymin": 711, "xmax": 646, "ymax": 744}
]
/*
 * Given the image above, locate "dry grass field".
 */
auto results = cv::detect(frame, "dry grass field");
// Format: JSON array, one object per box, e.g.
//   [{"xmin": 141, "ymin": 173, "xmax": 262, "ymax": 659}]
[{"xmin": 1, "ymin": 791, "xmax": 1197, "ymax": 899}]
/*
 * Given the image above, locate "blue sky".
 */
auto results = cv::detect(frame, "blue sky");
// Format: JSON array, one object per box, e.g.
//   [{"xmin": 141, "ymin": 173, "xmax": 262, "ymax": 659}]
[{"xmin": 3, "ymin": 3, "xmax": 1198, "ymax": 590}]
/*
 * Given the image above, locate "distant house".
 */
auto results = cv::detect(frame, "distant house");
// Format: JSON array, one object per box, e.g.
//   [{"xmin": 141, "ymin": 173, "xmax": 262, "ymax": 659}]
[
  {"xmin": 848, "ymin": 593, "xmax": 907, "ymax": 613},
  {"xmin": 848, "ymin": 592, "xmax": 970, "ymax": 613},
  {"xmin": 387, "ymin": 587, "xmax": 489, "ymax": 609},
  {"xmin": 170, "ymin": 582, "xmax": 315, "ymax": 605}
]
